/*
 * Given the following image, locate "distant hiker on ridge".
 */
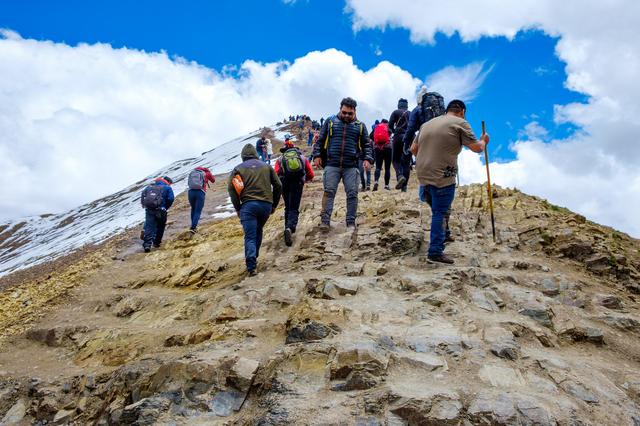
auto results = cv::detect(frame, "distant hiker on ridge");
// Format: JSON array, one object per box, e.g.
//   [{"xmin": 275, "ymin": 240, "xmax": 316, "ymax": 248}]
[
  {"xmin": 372, "ymin": 118, "xmax": 392, "ymax": 191},
  {"xmin": 266, "ymin": 138, "xmax": 273, "ymax": 164},
  {"xmin": 256, "ymin": 136, "xmax": 267, "ymax": 162},
  {"xmin": 274, "ymin": 139, "xmax": 314, "ymax": 246},
  {"xmin": 411, "ymin": 99, "xmax": 488, "ymax": 264},
  {"xmin": 140, "ymin": 176, "xmax": 175, "ymax": 253},
  {"xmin": 187, "ymin": 166, "xmax": 216, "ymax": 234},
  {"xmin": 389, "ymin": 97, "xmax": 410, "ymax": 189},
  {"xmin": 228, "ymin": 144, "xmax": 282, "ymax": 276},
  {"xmin": 313, "ymin": 97, "xmax": 373, "ymax": 230}
]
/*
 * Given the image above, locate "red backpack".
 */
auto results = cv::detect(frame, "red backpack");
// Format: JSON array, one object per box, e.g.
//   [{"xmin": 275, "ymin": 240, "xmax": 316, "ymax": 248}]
[{"xmin": 373, "ymin": 122, "xmax": 390, "ymax": 146}]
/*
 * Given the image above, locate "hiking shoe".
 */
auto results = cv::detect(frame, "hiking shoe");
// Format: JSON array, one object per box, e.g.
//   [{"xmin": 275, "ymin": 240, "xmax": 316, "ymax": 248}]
[
  {"xmin": 444, "ymin": 235, "xmax": 455, "ymax": 243},
  {"xmin": 143, "ymin": 246, "xmax": 151, "ymax": 253},
  {"xmin": 290, "ymin": 227, "xmax": 296, "ymax": 234},
  {"xmin": 360, "ymin": 184, "xmax": 366, "ymax": 191},
  {"xmin": 248, "ymin": 270, "xmax": 258, "ymax": 277},
  {"xmin": 189, "ymin": 228, "xmax": 197, "ymax": 234},
  {"xmin": 319, "ymin": 222, "xmax": 330, "ymax": 232},
  {"xmin": 395, "ymin": 176, "xmax": 407, "ymax": 190},
  {"xmin": 401, "ymin": 187, "xmax": 407, "ymax": 193},
  {"xmin": 153, "ymin": 243, "xmax": 161, "ymax": 248},
  {"xmin": 284, "ymin": 228, "xmax": 293, "ymax": 247},
  {"xmin": 373, "ymin": 183, "xmax": 379, "ymax": 191},
  {"xmin": 384, "ymin": 185, "xmax": 390, "ymax": 190},
  {"xmin": 365, "ymin": 186, "xmax": 371, "ymax": 191},
  {"xmin": 428, "ymin": 254, "xmax": 454, "ymax": 264}
]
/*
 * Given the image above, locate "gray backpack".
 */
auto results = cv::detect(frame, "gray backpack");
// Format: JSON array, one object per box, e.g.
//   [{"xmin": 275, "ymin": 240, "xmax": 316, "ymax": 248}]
[{"xmin": 188, "ymin": 169, "xmax": 206, "ymax": 190}]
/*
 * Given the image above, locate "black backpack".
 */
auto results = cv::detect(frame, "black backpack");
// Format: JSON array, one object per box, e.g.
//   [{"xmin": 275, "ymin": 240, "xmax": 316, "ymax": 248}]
[
  {"xmin": 141, "ymin": 184, "xmax": 165, "ymax": 209},
  {"xmin": 420, "ymin": 92, "xmax": 446, "ymax": 124}
]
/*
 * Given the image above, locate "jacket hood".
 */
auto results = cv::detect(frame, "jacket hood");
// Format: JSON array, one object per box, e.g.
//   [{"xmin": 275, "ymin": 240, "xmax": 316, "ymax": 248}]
[
  {"xmin": 241, "ymin": 144, "xmax": 259, "ymax": 161},
  {"xmin": 397, "ymin": 98, "xmax": 409, "ymax": 110}
]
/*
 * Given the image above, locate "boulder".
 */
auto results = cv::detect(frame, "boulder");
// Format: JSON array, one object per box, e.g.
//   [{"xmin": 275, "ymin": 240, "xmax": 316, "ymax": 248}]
[
  {"xmin": 468, "ymin": 392, "xmax": 517, "ymax": 424},
  {"xmin": 285, "ymin": 319, "xmax": 338, "ymax": 344},
  {"xmin": 519, "ymin": 303, "xmax": 553, "ymax": 327},
  {"xmin": 331, "ymin": 343, "xmax": 389, "ymax": 379},
  {"xmin": 2, "ymin": 399, "xmax": 27, "ymax": 424},
  {"xmin": 594, "ymin": 294, "xmax": 623, "ymax": 310},
  {"xmin": 389, "ymin": 394, "xmax": 462, "ymax": 426},
  {"xmin": 561, "ymin": 381, "xmax": 599, "ymax": 404},
  {"xmin": 227, "ymin": 358, "xmax": 259, "ymax": 392},
  {"xmin": 120, "ymin": 397, "xmax": 171, "ymax": 425}
]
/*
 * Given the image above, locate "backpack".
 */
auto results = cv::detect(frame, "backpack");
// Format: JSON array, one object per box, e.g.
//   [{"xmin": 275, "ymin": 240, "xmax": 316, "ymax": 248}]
[
  {"xmin": 373, "ymin": 122, "xmax": 390, "ymax": 146},
  {"xmin": 188, "ymin": 169, "xmax": 206, "ymax": 190},
  {"xmin": 395, "ymin": 110, "xmax": 409, "ymax": 134},
  {"xmin": 281, "ymin": 148, "xmax": 305, "ymax": 177},
  {"xmin": 141, "ymin": 184, "xmax": 165, "ymax": 209},
  {"xmin": 420, "ymin": 92, "xmax": 446, "ymax": 124}
]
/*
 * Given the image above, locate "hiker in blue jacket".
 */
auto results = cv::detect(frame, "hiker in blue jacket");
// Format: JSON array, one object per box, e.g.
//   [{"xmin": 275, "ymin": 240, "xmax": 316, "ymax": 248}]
[{"xmin": 140, "ymin": 176, "xmax": 175, "ymax": 252}]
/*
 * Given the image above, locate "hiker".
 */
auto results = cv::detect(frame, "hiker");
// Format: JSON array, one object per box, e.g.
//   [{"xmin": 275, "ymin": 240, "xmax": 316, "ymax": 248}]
[
  {"xmin": 320, "ymin": 117, "xmax": 324, "ymax": 127},
  {"xmin": 266, "ymin": 138, "xmax": 273, "ymax": 164},
  {"xmin": 401, "ymin": 87, "xmax": 446, "ymax": 191},
  {"xmin": 307, "ymin": 128, "xmax": 314, "ymax": 146},
  {"xmin": 227, "ymin": 144, "xmax": 282, "ymax": 276},
  {"xmin": 358, "ymin": 142, "xmax": 372, "ymax": 191},
  {"xmin": 187, "ymin": 166, "xmax": 216, "ymax": 233},
  {"xmin": 274, "ymin": 140, "xmax": 315, "ymax": 246},
  {"xmin": 411, "ymin": 99, "xmax": 488, "ymax": 264},
  {"xmin": 256, "ymin": 136, "xmax": 267, "ymax": 162},
  {"xmin": 312, "ymin": 97, "xmax": 373, "ymax": 229},
  {"xmin": 140, "ymin": 176, "xmax": 175, "ymax": 252},
  {"xmin": 389, "ymin": 98, "xmax": 410, "ymax": 187},
  {"xmin": 372, "ymin": 118, "xmax": 392, "ymax": 190}
]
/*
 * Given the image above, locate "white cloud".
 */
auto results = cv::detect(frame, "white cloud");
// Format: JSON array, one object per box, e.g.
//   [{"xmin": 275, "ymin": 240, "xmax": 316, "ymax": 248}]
[
  {"xmin": 425, "ymin": 62, "xmax": 492, "ymax": 102},
  {"xmin": 0, "ymin": 30, "xmax": 488, "ymax": 222},
  {"xmin": 346, "ymin": 0, "xmax": 640, "ymax": 237}
]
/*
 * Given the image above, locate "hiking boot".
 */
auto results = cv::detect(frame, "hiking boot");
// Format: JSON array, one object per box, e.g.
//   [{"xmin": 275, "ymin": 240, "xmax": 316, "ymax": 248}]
[
  {"xmin": 428, "ymin": 254, "xmax": 454, "ymax": 264},
  {"xmin": 143, "ymin": 246, "xmax": 151, "ymax": 253},
  {"xmin": 284, "ymin": 228, "xmax": 293, "ymax": 247},
  {"xmin": 346, "ymin": 222, "xmax": 357, "ymax": 229},
  {"xmin": 401, "ymin": 187, "xmax": 407, "ymax": 193},
  {"xmin": 384, "ymin": 185, "xmax": 390, "ymax": 190},
  {"xmin": 189, "ymin": 228, "xmax": 197, "ymax": 235},
  {"xmin": 365, "ymin": 185, "xmax": 371, "ymax": 191},
  {"xmin": 319, "ymin": 222, "xmax": 330, "ymax": 232},
  {"xmin": 360, "ymin": 184, "xmax": 366, "ymax": 191},
  {"xmin": 248, "ymin": 270, "xmax": 258, "ymax": 277},
  {"xmin": 373, "ymin": 183, "xmax": 379, "ymax": 191},
  {"xmin": 444, "ymin": 235, "xmax": 455, "ymax": 243},
  {"xmin": 153, "ymin": 243, "xmax": 161, "ymax": 248},
  {"xmin": 395, "ymin": 176, "xmax": 407, "ymax": 190}
]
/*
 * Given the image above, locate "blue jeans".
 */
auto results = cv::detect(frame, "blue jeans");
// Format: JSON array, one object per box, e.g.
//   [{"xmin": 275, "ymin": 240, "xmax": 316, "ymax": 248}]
[
  {"xmin": 322, "ymin": 166, "xmax": 359, "ymax": 226},
  {"xmin": 426, "ymin": 184, "xmax": 456, "ymax": 256},
  {"xmin": 188, "ymin": 189, "xmax": 206, "ymax": 230},
  {"xmin": 143, "ymin": 208, "xmax": 167, "ymax": 249},
  {"xmin": 420, "ymin": 185, "xmax": 452, "ymax": 239},
  {"xmin": 240, "ymin": 200, "xmax": 272, "ymax": 272}
]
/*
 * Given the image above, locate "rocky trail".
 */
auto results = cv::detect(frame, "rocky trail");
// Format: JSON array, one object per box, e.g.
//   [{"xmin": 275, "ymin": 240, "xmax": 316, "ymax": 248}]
[{"xmin": 1, "ymin": 161, "xmax": 640, "ymax": 424}]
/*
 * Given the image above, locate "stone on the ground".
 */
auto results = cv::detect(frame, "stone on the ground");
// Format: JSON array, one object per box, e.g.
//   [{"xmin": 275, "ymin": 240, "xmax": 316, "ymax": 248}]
[
  {"xmin": 228, "ymin": 357, "xmax": 259, "ymax": 392},
  {"xmin": 468, "ymin": 392, "xmax": 517, "ymax": 424},
  {"xmin": 394, "ymin": 352, "xmax": 447, "ymax": 371},
  {"xmin": 2, "ymin": 399, "xmax": 27, "ymax": 424}
]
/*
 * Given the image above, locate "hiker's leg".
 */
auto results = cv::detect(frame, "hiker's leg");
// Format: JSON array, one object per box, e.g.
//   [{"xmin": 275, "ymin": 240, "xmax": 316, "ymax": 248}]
[
  {"xmin": 343, "ymin": 167, "xmax": 359, "ymax": 226},
  {"xmin": 240, "ymin": 201, "xmax": 260, "ymax": 272},
  {"xmin": 288, "ymin": 180, "xmax": 304, "ymax": 231},
  {"xmin": 444, "ymin": 207, "xmax": 452, "ymax": 239},
  {"xmin": 419, "ymin": 185, "xmax": 428, "ymax": 203},
  {"xmin": 255, "ymin": 201, "xmax": 272, "ymax": 259},
  {"xmin": 321, "ymin": 166, "xmax": 340, "ymax": 225},
  {"xmin": 401, "ymin": 152, "xmax": 412, "ymax": 189},
  {"xmin": 154, "ymin": 209, "xmax": 168, "ymax": 246},
  {"xmin": 188, "ymin": 189, "xmax": 197, "ymax": 229},
  {"xmin": 143, "ymin": 210, "xmax": 156, "ymax": 248},
  {"xmin": 392, "ymin": 135, "xmax": 403, "ymax": 181},
  {"xmin": 374, "ymin": 149, "xmax": 383, "ymax": 183},
  {"xmin": 282, "ymin": 180, "xmax": 292, "ymax": 229},
  {"xmin": 192, "ymin": 190, "xmax": 206, "ymax": 230},
  {"xmin": 366, "ymin": 166, "xmax": 371, "ymax": 187},
  {"xmin": 358, "ymin": 160, "xmax": 365, "ymax": 188},
  {"xmin": 383, "ymin": 147, "xmax": 392, "ymax": 186},
  {"xmin": 427, "ymin": 184, "xmax": 456, "ymax": 257}
]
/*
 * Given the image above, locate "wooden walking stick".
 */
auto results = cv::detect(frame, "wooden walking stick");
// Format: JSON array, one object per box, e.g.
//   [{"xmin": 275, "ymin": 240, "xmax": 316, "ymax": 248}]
[{"xmin": 482, "ymin": 121, "xmax": 496, "ymax": 242}]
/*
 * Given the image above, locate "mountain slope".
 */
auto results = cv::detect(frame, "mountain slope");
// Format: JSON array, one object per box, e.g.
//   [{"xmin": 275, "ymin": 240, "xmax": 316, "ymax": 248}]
[
  {"xmin": 0, "ymin": 124, "xmax": 289, "ymax": 278},
  {"xmin": 1, "ymin": 161, "xmax": 639, "ymax": 425}
]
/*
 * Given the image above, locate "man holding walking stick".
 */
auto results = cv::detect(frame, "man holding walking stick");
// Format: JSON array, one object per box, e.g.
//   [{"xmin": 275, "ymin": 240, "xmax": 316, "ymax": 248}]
[{"xmin": 411, "ymin": 99, "xmax": 489, "ymax": 264}]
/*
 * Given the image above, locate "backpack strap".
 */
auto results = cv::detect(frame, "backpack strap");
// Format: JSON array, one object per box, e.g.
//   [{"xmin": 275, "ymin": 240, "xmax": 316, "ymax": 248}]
[
  {"xmin": 358, "ymin": 122, "xmax": 364, "ymax": 151},
  {"xmin": 323, "ymin": 117, "xmax": 334, "ymax": 149}
]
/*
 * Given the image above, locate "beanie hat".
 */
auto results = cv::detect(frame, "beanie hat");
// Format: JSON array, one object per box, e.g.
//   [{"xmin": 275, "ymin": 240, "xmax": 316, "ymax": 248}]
[{"xmin": 397, "ymin": 98, "xmax": 409, "ymax": 109}]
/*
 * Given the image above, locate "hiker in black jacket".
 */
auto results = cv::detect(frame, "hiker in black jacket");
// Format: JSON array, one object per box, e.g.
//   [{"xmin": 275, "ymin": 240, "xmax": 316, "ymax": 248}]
[
  {"xmin": 389, "ymin": 98, "xmax": 410, "ymax": 189},
  {"xmin": 312, "ymin": 97, "xmax": 373, "ymax": 230}
]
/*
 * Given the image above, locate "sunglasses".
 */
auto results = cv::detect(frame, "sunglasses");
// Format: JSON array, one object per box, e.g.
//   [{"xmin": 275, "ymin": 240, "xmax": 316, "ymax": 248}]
[{"xmin": 341, "ymin": 110, "xmax": 355, "ymax": 116}]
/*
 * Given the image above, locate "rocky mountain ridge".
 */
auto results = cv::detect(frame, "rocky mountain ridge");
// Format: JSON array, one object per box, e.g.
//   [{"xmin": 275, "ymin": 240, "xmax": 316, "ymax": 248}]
[{"xmin": 1, "ymin": 132, "xmax": 640, "ymax": 425}]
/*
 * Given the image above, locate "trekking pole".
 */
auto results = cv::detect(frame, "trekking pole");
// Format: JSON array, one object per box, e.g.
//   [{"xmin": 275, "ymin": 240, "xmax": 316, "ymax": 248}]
[{"xmin": 482, "ymin": 121, "xmax": 496, "ymax": 242}]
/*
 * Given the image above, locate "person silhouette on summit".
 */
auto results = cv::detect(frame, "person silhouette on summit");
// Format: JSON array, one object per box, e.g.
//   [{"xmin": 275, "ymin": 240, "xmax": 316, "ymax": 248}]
[
  {"xmin": 313, "ymin": 97, "xmax": 373, "ymax": 230},
  {"xmin": 140, "ymin": 176, "xmax": 175, "ymax": 252}
]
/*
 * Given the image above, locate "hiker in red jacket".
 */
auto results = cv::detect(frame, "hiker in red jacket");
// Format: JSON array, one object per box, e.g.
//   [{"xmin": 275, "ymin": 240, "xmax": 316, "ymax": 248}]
[
  {"xmin": 274, "ymin": 140, "xmax": 314, "ymax": 246},
  {"xmin": 372, "ymin": 118, "xmax": 392, "ymax": 190},
  {"xmin": 187, "ymin": 166, "xmax": 216, "ymax": 233}
]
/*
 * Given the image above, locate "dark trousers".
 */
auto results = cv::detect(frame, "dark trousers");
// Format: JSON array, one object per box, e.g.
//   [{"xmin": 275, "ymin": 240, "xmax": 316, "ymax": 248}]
[
  {"xmin": 240, "ymin": 200, "xmax": 272, "ymax": 272},
  {"xmin": 425, "ymin": 184, "xmax": 456, "ymax": 257},
  {"xmin": 374, "ymin": 147, "xmax": 392, "ymax": 186},
  {"xmin": 143, "ymin": 209, "xmax": 167, "ymax": 249},
  {"xmin": 282, "ymin": 178, "xmax": 304, "ymax": 232},
  {"xmin": 188, "ymin": 189, "xmax": 206, "ymax": 230},
  {"xmin": 358, "ymin": 159, "xmax": 371, "ymax": 188},
  {"xmin": 392, "ymin": 134, "xmax": 404, "ymax": 182}
]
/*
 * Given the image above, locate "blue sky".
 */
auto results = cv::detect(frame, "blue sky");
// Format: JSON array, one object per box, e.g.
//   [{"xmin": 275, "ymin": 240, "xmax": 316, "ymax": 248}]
[
  {"xmin": 0, "ymin": 0, "xmax": 583, "ymax": 163},
  {"xmin": 2, "ymin": 0, "xmax": 639, "ymax": 237}
]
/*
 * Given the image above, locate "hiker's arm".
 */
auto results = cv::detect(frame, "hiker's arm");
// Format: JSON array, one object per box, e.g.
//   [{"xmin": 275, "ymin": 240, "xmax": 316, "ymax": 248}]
[
  {"xmin": 402, "ymin": 109, "xmax": 419, "ymax": 148},
  {"xmin": 273, "ymin": 159, "xmax": 282, "ymax": 176},
  {"xmin": 304, "ymin": 158, "xmax": 315, "ymax": 181},
  {"xmin": 206, "ymin": 170, "xmax": 216, "ymax": 184},
  {"xmin": 461, "ymin": 122, "xmax": 487, "ymax": 153},
  {"xmin": 361, "ymin": 128, "xmax": 374, "ymax": 164},
  {"xmin": 388, "ymin": 111, "xmax": 397, "ymax": 133},
  {"xmin": 270, "ymin": 168, "xmax": 282, "ymax": 211},
  {"xmin": 410, "ymin": 136, "xmax": 419, "ymax": 156},
  {"xmin": 313, "ymin": 119, "xmax": 329, "ymax": 159},
  {"xmin": 227, "ymin": 174, "xmax": 241, "ymax": 212},
  {"xmin": 165, "ymin": 188, "xmax": 175, "ymax": 209}
]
